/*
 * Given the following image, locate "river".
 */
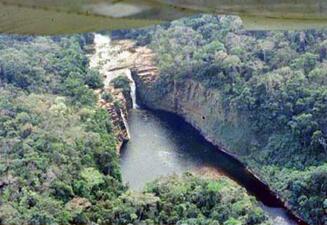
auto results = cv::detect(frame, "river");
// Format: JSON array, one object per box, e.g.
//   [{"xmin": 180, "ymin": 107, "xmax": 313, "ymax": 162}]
[
  {"xmin": 90, "ymin": 33, "xmax": 301, "ymax": 225},
  {"xmin": 120, "ymin": 108, "xmax": 299, "ymax": 225}
]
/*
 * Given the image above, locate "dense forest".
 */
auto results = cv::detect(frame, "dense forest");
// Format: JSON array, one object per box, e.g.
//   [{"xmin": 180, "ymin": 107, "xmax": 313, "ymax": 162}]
[
  {"xmin": 0, "ymin": 35, "xmax": 272, "ymax": 224},
  {"xmin": 117, "ymin": 15, "xmax": 327, "ymax": 225}
]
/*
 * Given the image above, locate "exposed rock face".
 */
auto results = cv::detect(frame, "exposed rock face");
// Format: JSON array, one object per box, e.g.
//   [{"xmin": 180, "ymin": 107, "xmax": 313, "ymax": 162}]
[
  {"xmin": 97, "ymin": 87, "xmax": 131, "ymax": 153},
  {"xmin": 89, "ymin": 34, "xmax": 139, "ymax": 153},
  {"xmin": 132, "ymin": 50, "xmax": 252, "ymax": 158},
  {"xmin": 65, "ymin": 197, "xmax": 91, "ymax": 211}
]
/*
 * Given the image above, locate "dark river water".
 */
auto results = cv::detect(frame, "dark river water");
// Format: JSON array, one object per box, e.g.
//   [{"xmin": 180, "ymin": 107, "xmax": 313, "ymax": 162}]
[{"xmin": 120, "ymin": 108, "xmax": 300, "ymax": 225}]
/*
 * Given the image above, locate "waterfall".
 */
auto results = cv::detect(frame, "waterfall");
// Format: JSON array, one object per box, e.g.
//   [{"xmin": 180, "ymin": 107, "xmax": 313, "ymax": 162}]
[
  {"xmin": 125, "ymin": 69, "xmax": 139, "ymax": 109},
  {"xmin": 90, "ymin": 33, "xmax": 139, "ymax": 109},
  {"xmin": 120, "ymin": 109, "xmax": 131, "ymax": 139}
]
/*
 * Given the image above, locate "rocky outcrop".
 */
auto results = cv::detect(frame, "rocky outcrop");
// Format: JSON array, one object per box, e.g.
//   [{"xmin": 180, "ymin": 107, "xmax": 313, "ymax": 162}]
[
  {"xmin": 96, "ymin": 87, "xmax": 131, "ymax": 153},
  {"xmin": 65, "ymin": 197, "xmax": 91, "ymax": 211},
  {"xmin": 132, "ymin": 48, "xmax": 252, "ymax": 158},
  {"xmin": 89, "ymin": 34, "xmax": 139, "ymax": 154}
]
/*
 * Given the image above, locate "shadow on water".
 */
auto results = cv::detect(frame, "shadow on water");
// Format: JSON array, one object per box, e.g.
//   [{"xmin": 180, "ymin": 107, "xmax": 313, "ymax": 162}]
[{"xmin": 120, "ymin": 108, "xmax": 306, "ymax": 225}]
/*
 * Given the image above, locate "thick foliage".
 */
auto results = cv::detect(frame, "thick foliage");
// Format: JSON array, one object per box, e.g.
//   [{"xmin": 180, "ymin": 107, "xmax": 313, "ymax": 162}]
[
  {"xmin": 0, "ymin": 34, "xmax": 270, "ymax": 225},
  {"xmin": 0, "ymin": 36, "xmax": 124, "ymax": 225},
  {"xmin": 100, "ymin": 174, "xmax": 271, "ymax": 225},
  {"xmin": 0, "ymin": 35, "xmax": 102, "ymax": 106}
]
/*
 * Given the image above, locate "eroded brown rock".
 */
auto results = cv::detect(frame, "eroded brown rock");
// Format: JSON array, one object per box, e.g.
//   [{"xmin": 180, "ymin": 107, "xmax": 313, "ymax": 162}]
[{"xmin": 65, "ymin": 197, "xmax": 91, "ymax": 211}]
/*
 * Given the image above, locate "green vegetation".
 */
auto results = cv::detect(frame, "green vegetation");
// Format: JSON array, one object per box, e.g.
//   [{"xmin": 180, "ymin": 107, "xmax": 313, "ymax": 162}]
[
  {"xmin": 106, "ymin": 174, "xmax": 271, "ymax": 225},
  {"xmin": 0, "ymin": 35, "xmax": 124, "ymax": 224},
  {"xmin": 124, "ymin": 15, "xmax": 327, "ymax": 224},
  {"xmin": 0, "ymin": 35, "xmax": 101, "ymax": 106},
  {"xmin": 101, "ymin": 92, "xmax": 113, "ymax": 102},
  {"xmin": 111, "ymin": 75, "xmax": 131, "ymax": 93},
  {"xmin": 0, "ymin": 34, "xmax": 270, "ymax": 225}
]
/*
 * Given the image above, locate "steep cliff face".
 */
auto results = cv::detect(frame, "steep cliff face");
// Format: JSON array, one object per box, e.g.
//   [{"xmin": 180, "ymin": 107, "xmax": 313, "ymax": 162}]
[
  {"xmin": 133, "ymin": 58, "xmax": 254, "ymax": 158},
  {"xmin": 97, "ymin": 87, "xmax": 131, "ymax": 153},
  {"xmin": 89, "ymin": 34, "xmax": 138, "ymax": 153}
]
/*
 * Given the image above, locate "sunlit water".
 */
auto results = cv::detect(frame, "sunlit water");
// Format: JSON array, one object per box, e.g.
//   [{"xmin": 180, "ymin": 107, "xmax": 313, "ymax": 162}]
[{"xmin": 120, "ymin": 109, "xmax": 298, "ymax": 225}]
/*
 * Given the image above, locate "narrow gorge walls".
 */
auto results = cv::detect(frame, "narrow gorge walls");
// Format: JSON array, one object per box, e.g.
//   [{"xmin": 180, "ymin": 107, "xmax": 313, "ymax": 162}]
[{"xmin": 88, "ymin": 34, "xmax": 138, "ymax": 152}]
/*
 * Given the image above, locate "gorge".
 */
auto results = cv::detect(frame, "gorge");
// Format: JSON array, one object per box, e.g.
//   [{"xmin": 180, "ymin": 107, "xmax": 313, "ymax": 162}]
[
  {"xmin": 0, "ymin": 18, "xmax": 325, "ymax": 224},
  {"xmin": 120, "ymin": 15, "xmax": 326, "ymax": 225},
  {"xmin": 90, "ymin": 33, "xmax": 305, "ymax": 225}
]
